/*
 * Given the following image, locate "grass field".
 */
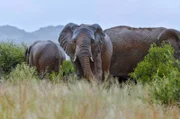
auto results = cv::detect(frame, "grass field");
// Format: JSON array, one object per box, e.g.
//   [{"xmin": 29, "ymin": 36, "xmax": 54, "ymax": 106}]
[{"xmin": 0, "ymin": 77, "xmax": 179, "ymax": 119}]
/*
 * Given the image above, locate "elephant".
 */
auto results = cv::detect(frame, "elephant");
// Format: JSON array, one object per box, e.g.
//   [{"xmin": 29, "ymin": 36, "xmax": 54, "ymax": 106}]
[
  {"xmin": 25, "ymin": 40, "xmax": 66, "ymax": 77},
  {"xmin": 58, "ymin": 23, "xmax": 113, "ymax": 81},
  {"xmin": 104, "ymin": 26, "xmax": 180, "ymax": 80}
]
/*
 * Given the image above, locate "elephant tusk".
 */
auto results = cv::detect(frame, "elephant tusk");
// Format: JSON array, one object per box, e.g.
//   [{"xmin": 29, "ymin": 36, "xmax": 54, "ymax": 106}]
[
  {"xmin": 73, "ymin": 56, "xmax": 77, "ymax": 62},
  {"xmin": 90, "ymin": 57, "xmax": 94, "ymax": 62}
]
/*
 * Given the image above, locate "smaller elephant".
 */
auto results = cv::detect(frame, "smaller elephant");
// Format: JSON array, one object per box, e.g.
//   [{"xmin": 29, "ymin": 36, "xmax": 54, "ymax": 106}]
[
  {"xmin": 58, "ymin": 23, "xmax": 113, "ymax": 81},
  {"xmin": 25, "ymin": 40, "xmax": 66, "ymax": 77}
]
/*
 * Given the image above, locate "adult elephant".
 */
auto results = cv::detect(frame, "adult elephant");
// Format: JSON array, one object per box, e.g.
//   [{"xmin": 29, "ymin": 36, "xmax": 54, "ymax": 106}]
[
  {"xmin": 25, "ymin": 40, "xmax": 66, "ymax": 77},
  {"xmin": 58, "ymin": 23, "xmax": 113, "ymax": 81},
  {"xmin": 104, "ymin": 26, "xmax": 180, "ymax": 80}
]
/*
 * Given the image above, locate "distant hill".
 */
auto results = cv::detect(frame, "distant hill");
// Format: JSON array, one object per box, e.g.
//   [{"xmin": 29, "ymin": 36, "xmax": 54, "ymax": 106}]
[{"xmin": 0, "ymin": 25, "xmax": 64, "ymax": 45}]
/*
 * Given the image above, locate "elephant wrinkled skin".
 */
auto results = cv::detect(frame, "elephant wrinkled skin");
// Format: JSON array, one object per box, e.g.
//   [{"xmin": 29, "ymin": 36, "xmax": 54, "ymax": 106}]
[
  {"xmin": 104, "ymin": 26, "xmax": 180, "ymax": 79},
  {"xmin": 25, "ymin": 40, "xmax": 66, "ymax": 77},
  {"xmin": 58, "ymin": 23, "xmax": 113, "ymax": 81}
]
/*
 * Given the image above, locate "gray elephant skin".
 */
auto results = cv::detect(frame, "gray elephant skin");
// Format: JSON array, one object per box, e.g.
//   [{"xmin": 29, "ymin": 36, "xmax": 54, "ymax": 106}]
[
  {"xmin": 104, "ymin": 26, "xmax": 180, "ymax": 79},
  {"xmin": 25, "ymin": 40, "xmax": 66, "ymax": 77},
  {"xmin": 58, "ymin": 23, "xmax": 113, "ymax": 81}
]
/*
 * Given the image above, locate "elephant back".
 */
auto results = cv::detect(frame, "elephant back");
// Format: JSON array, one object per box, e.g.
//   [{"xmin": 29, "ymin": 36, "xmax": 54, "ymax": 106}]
[{"xmin": 104, "ymin": 26, "xmax": 166, "ymax": 44}]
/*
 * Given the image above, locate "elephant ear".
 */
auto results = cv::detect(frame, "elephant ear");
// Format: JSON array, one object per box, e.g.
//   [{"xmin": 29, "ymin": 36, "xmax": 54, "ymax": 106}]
[
  {"xmin": 174, "ymin": 30, "xmax": 180, "ymax": 40},
  {"xmin": 91, "ymin": 24, "xmax": 105, "ymax": 41},
  {"xmin": 58, "ymin": 23, "xmax": 79, "ymax": 57},
  {"xmin": 157, "ymin": 29, "xmax": 179, "ymax": 44}
]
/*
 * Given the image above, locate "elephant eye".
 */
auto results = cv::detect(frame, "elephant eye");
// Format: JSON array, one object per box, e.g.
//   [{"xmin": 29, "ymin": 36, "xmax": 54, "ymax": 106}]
[
  {"xmin": 72, "ymin": 39, "xmax": 76, "ymax": 44},
  {"xmin": 91, "ymin": 38, "xmax": 95, "ymax": 44}
]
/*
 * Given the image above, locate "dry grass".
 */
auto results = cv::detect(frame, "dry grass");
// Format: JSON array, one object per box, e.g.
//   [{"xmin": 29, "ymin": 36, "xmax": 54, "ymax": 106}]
[{"xmin": 0, "ymin": 78, "xmax": 179, "ymax": 119}]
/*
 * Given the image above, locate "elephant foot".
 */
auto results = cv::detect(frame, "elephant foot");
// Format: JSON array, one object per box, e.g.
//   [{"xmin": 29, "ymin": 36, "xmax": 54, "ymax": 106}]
[{"xmin": 113, "ymin": 76, "xmax": 137, "ymax": 84}]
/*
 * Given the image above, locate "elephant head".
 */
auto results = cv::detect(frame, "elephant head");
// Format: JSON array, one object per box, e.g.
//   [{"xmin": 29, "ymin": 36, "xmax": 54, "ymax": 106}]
[
  {"xmin": 58, "ymin": 23, "xmax": 105, "ymax": 80},
  {"xmin": 157, "ymin": 29, "xmax": 180, "ymax": 59}
]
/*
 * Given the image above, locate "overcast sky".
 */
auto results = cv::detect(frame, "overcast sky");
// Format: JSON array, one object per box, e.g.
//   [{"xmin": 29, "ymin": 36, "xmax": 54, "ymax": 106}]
[{"xmin": 0, "ymin": 0, "xmax": 179, "ymax": 31}]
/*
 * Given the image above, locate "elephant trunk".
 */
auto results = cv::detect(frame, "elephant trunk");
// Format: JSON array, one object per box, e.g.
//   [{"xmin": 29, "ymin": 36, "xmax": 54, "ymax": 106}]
[{"xmin": 79, "ymin": 56, "xmax": 94, "ymax": 80}]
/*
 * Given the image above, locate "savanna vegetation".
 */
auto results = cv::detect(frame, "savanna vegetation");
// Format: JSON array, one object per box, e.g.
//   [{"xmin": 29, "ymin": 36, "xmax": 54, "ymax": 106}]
[
  {"xmin": 0, "ymin": 41, "xmax": 179, "ymax": 119},
  {"xmin": 0, "ymin": 41, "xmax": 27, "ymax": 75}
]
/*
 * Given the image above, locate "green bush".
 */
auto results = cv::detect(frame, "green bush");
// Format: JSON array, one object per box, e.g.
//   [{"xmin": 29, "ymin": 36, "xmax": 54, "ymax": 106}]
[
  {"xmin": 129, "ymin": 43, "xmax": 180, "ymax": 105},
  {"xmin": 3, "ymin": 63, "xmax": 38, "ymax": 83},
  {"xmin": 48, "ymin": 60, "xmax": 75, "ymax": 82},
  {"xmin": 0, "ymin": 41, "xmax": 27, "ymax": 74},
  {"xmin": 149, "ymin": 72, "xmax": 180, "ymax": 105},
  {"xmin": 129, "ymin": 43, "xmax": 179, "ymax": 83},
  {"xmin": 60, "ymin": 60, "xmax": 75, "ymax": 75}
]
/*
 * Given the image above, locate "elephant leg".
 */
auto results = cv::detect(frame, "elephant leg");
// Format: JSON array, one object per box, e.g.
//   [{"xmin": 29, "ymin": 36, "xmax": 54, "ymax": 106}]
[
  {"xmin": 38, "ymin": 59, "xmax": 47, "ymax": 79},
  {"xmin": 101, "ymin": 51, "xmax": 112, "ymax": 81},
  {"xmin": 73, "ymin": 60, "xmax": 83, "ymax": 79},
  {"xmin": 53, "ymin": 58, "xmax": 60, "ymax": 73},
  {"xmin": 94, "ymin": 53, "xmax": 102, "ymax": 81}
]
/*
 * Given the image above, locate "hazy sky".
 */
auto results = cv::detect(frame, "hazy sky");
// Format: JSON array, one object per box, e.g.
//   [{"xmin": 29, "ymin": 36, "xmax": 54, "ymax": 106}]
[{"xmin": 0, "ymin": 0, "xmax": 179, "ymax": 31}]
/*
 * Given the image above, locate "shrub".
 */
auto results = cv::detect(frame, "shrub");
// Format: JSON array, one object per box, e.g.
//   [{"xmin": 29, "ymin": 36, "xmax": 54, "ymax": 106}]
[
  {"xmin": 129, "ymin": 43, "xmax": 180, "ymax": 105},
  {"xmin": 48, "ymin": 60, "xmax": 75, "ymax": 82},
  {"xmin": 60, "ymin": 60, "xmax": 75, "ymax": 75},
  {"xmin": 129, "ymin": 43, "xmax": 179, "ymax": 83},
  {"xmin": 0, "ymin": 41, "xmax": 27, "ymax": 74},
  {"xmin": 3, "ymin": 63, "xmax": 38, "ymax": 83},
  {"xmin": 149, "ymin": 72, "xmax": 180, "ymax": 105}
]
